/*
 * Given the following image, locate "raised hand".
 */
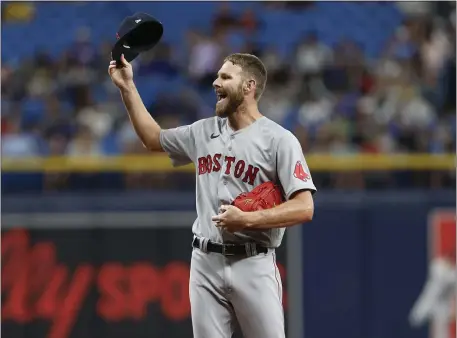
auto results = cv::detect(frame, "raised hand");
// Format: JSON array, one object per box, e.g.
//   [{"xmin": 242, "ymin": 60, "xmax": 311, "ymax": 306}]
[{"xmin": 108, "ymin": 54, "xmax": 134, "ymax": 90}]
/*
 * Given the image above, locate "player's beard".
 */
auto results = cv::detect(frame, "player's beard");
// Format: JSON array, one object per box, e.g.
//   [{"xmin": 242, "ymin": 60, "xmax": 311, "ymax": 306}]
[{"xmin": 215, "ymin": 84, "xmax": 244, "ymax": 118}]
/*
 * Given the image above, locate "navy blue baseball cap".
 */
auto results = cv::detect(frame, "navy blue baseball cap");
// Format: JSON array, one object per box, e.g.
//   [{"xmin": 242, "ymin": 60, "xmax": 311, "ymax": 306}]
[{"xmin": 111, "ymin": 12, "xmax": 163, "ymax": 63}]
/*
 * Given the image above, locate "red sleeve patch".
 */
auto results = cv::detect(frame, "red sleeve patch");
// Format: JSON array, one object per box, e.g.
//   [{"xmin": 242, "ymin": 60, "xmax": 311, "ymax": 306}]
[{"xmin": 293, "ymin": 161, "xmax": 310, "ymax": 182}]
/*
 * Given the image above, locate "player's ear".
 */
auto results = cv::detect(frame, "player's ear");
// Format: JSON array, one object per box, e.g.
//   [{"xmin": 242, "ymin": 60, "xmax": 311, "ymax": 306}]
[{"xmin": 244, "ymin": 79, "xmax": 256, "ymax": 95}]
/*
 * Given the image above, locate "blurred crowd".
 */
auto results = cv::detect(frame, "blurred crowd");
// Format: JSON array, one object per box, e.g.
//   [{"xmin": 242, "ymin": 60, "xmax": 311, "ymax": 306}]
[{"xmin": 1, "ymin": 2, "xmax": 455, "ymax": 160}]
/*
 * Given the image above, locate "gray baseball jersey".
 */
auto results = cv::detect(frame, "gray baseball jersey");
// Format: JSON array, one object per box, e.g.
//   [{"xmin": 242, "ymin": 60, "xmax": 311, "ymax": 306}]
[{"xmin": 159, "ymin": 116, "xmax": 316, "ymax": 247}]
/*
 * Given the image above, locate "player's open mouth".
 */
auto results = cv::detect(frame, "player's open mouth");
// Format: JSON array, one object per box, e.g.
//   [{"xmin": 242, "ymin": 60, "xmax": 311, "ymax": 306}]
[{"xmin": 216, "ymin": 93, "xmax": 227, "ymax": 102}]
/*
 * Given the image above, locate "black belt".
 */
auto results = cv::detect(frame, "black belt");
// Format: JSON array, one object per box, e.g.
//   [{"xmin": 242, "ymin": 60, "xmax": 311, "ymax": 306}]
[{"xmin": 192, "ymin": 237, "xmax": 268, "ymax": 257}]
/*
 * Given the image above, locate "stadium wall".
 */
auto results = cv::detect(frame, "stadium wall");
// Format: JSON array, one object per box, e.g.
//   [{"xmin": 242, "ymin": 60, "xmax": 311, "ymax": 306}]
[{"xmin": 2, "ymin": 190, "xmax": 454, "ymax": 338}]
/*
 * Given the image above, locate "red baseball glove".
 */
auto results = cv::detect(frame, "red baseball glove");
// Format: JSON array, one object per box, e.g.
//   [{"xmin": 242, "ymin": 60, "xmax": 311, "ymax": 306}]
[{"xmin": 231, "ymin": 181, "xmax": 284, "ymax": 212}]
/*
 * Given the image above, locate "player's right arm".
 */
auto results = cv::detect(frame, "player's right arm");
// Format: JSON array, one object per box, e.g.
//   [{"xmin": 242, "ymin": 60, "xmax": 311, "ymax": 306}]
[
  {"xmin": 109, "ymin": 55, "xmax": 162, "ymax": 151},
  {"xmin": 109, "ymin": 55, "xmax": 195, "ymax": 166}
]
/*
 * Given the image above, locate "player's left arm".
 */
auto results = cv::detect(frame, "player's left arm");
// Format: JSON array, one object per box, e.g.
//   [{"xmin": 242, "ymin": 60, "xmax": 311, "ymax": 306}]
[{"xmin": 246, "ymin": 131, "xmax": 316, "ymax": 230}]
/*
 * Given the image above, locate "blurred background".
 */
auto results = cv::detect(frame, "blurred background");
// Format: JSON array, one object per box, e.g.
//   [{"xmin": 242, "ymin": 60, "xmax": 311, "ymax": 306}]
[{"xmin": 1, "ymin": 1, "xmax": 456, "ymax": 338}]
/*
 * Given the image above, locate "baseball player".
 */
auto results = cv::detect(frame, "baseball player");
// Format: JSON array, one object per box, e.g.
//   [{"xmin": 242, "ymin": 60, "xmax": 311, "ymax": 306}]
[
  {"xmin": 108, "ymin": 53, "xmax": 316, "ymax": 338},
  {"xmin": 409, "ymin": 253, "xmax": 456, "ymax": 338}
]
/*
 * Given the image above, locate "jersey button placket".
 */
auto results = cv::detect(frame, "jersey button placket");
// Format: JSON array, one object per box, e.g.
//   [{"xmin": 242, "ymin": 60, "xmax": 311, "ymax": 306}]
[
  {"xmin": 217, "ymin": 136, "xmax": 231, "ymax": 204},
  {"xmin": 222, "ymin": 135, "xmax": 233, "ymax": 188},
  {"xmin": 225, "ymin": 136, "xmax": 233, "ymax": 183},
  {"xmin": 228, "ymin": 134, "xmax": 234, "ymax": 151}
]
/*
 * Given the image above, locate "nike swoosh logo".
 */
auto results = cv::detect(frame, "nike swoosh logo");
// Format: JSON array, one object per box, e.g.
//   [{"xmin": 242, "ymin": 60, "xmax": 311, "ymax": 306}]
[{"xmin": 210, "ymin": 133, "xmax": 220, "ymax": 139}]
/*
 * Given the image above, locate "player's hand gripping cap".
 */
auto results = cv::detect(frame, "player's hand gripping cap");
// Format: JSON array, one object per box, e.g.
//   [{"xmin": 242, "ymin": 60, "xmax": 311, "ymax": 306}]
[
  {"xmin": 231, "ymin": 181, "xmax": 284, "ymax": 212},
  {"xmin": 111, "ymin": 12, "xmax": 163, "ymax": 65}
]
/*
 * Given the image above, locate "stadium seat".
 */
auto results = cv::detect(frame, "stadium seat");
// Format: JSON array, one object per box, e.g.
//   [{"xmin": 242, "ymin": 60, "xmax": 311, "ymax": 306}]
[
  {"xmin": 2, "ymin": 2, "xmax": 404, "ymax": 64},
  {"xmin": 1, "ymin": 1, "xmax": 405, "ymax": 128}
]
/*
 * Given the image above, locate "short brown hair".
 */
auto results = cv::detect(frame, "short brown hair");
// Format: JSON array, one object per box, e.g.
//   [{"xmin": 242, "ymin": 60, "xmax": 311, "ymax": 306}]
[{"xmin": 224, "ymin": 53, "xmax": 267, "ymax": 100}]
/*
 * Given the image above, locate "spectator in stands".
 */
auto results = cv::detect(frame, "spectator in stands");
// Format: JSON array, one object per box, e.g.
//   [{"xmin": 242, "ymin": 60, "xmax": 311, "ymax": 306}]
[
  {"xmin": 46, "ymin": 133, "xmax": 69, "ymax": 156},
  {"xmin": 57, "ymin": 59, "xmax": 96, "ymax": 111},
  {"xmin": 98, "ymin": 84, "xmax": 126, "ymax": 124},
  {"xmin": 42, "ymin": 134, "xmax": 70, "ymax": 189},
  {"xmin": 259, "ymin": 86, "xmax": 293, "ymax": 125},
  {"xmin": 70, "ymin": 27, "xmax": 97, "ymax": 67},
  {"xmin": 429, "ymin": 124, "xmax": 454, "ymax": 154},
  {"xmin": 384, "ymin": 23, "xmax": 418, "ymax": 62},
  {"xmin": 261, "ymin": 47, "xmax": 291, "ymax": 87},
  {"xmin": 420, "ymin": 20, "xmax": 453, "ymax": 86},
  {"xmin": 3, "ymin": 60, "xmax": 34, "ymax": 101},
  {"xmin": 212, "ymin": 3, "xmax": 238, "ymax": 35},
  {"xmin": 186, "ymin": 30, "xmax": 225, "ymax": 88},
  {"xmin": 76, "ymin": 102, "xmax": 113, "ymax": 141},
  {"xmin": 27, "ymin": 65, "xmax": 56, "ymax": 98},
  {"xmin": 2, "ymin": 116, "xmax": 41, "ymax": 157},
  {"xmin": 327, "ymin": 121, "xmax": 358, "ymax": 155},
  {"xmin": 294, "ymin": 32, "xmax": 333, "ymax": 81},
  {"xmin": 399, "ymin": 94, "xmax": 437, "ymax": 131},
  {"xmin": 118, "ymin": 120, "xmax": 142, "ymax": 155},
  {"xmin": 297, "ymin": 88, "xmax": 334, "ymax": 132},
  {"xmin": 239, "ymin": 8, "xmax": 262, "ymax": 35},
  {"xmin": 1, "ymin": 64, "xmax": 13, "ymax": 96},
  {"xmin": 310, "ymin": 123, "xmax": 332, "ymax": 153},
  {"xmin": 41, "ymin": 95, "xmax": 75, "ymax": 142},
  {"xmin": 333, "ymin": 39, "xmax": 365, "ymax": 91},
  {"xmin": 66, "ymin": 125, "xmax": 101, "ymax": 157}
]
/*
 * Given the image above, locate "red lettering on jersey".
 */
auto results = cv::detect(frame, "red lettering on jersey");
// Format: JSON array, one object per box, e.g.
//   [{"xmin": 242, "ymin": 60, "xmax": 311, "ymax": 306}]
[
  {"xmin": 213, "ymin": 154, "xmax": 222, "ymax": 172},
  {"xmin": 242, "ymin": 165, "xmax": 259, "ymax": 185},
  {"xmin": 197, "ymin": 154, "xmax": 259, "ymax": 186},
  {"xmin": 234, "ymin": 160, "xmax": 245, "ymax": 178},
  {"xmin": 293, "ymin": 161, "xmax": 310, "ymax": 182},
  {"xmin": 198, "ymin": 157, "xmax": 207, "ymax": 175},
  {"xmin": 206, "ymin": 155, "xmax": 213, "ymax": 174},
  {"xmin": 224, "ymin": 156, "xmax": 236, "ymax": 175}
]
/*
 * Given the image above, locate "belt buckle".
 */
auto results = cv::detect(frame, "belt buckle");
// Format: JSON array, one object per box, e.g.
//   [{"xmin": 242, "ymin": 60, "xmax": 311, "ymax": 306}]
[{"xmin": 222, "ymin": 244, "xmax": 235, "ymax": 256}]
